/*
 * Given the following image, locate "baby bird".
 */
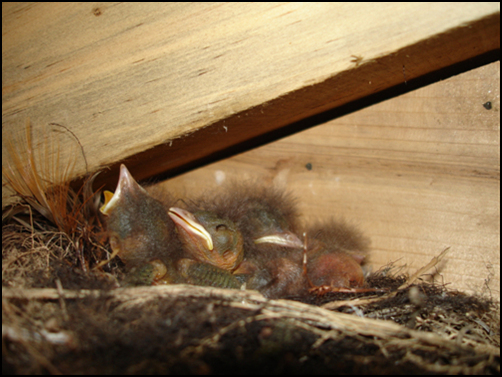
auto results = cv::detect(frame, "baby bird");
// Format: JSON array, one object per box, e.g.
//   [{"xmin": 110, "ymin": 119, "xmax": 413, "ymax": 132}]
[
  {"xmin": 100, "ymin": 169, "xmax": 375, "ymax": 296},
  {"xmin": 304, "ymin": 220, "xmax": 375, "ymax": 294},
  {"xmin": 185, "ymin": 183, "xmax": 306, "ymax": 297},
  {"xmin": 100, "ymin": 164, "xmax": 181, "ymax": 285},
  {"xmin": 229, "ymin": 198, "xmax": 306, "ymax": 298},
  {"xmin": 196, "ymin": 183, "xmax": 301, "ymax": 247},
  {"xmin": 189, "ymin": 182, "xmax": 303, "ymax": 258},
  {"xmin": 168, "ymin": 207, "xmax": 243, "ymax": 289}
]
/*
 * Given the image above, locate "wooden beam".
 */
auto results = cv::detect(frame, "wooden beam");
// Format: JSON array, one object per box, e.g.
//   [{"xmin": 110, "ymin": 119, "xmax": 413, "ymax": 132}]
[{"xmin": 2, "ymin": 3, "xmax": 500, "ymax": 204}]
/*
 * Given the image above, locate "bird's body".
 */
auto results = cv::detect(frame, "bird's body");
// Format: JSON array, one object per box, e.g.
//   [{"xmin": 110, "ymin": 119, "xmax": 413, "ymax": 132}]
[
  {"xmin": 245, "ymin": 255, "xmax": 307, "ymax": 298},
  {"xmin": 177, "ymin": 258, "xmax": 242, "ymax": 289},
  {"xmin": 303, "ymin": 220, "xmax": 371, "ymax": 293},
  {"xmin": 100, "ymin": 165, "xmax": 182, "ymax": 285}
]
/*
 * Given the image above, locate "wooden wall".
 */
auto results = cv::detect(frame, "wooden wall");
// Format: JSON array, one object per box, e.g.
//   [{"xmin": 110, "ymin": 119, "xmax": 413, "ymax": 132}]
[{"xmin": 160, "ymin": 62, "xmax": 500, "ymax": 298}]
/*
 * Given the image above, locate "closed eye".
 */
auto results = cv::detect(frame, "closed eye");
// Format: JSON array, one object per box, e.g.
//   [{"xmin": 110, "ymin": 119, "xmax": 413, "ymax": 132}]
[{"xmin": 216, "ymin": 224, "xmax": 227, "ymax": 231}]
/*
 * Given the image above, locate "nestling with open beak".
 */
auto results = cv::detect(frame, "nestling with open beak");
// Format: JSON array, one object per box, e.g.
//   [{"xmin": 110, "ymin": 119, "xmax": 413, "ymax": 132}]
[{"xmin": 99, "ymin": 164, "xmax": 182, "ymax": 285}]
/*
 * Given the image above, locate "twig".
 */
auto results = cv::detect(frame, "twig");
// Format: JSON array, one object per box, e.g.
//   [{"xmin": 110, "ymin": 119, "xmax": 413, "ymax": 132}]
[
  {"xmin": 398, "ymin": 247, "xmax": 450, "ymax": 290},
  {"xmin": 322, "ymin": 247, "xmax": 451, "ymax": 310}
]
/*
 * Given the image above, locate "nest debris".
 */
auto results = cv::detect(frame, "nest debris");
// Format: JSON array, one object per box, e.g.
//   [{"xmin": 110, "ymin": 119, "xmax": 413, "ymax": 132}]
[{"xmin": 2, "ymin": 221, "xmax": 500, "ymax": 374}]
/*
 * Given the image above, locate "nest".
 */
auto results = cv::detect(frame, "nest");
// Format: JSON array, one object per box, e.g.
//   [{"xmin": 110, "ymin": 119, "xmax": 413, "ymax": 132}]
[
  {"xmin": 2, "ymin": 123, "xmax": 500, "ymax": 374},
  {"xmin": 2, "ymin": 223, "xmax": 500, "ymax": 374}
]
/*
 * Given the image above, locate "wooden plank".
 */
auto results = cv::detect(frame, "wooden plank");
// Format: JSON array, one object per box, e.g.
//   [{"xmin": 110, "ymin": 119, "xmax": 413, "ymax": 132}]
[
  {"xmin": 160, "ymin": 62, "xmax": 500, "ymax": 298},
  {"xmin": 2, "ymin": 3, "xmax": 500, "ymax": 204}
]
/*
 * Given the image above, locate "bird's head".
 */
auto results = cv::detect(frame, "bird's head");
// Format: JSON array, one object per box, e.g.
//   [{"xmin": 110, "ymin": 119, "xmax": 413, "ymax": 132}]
[
  {"xmin": 168, "ymin": 207, "xmax": 244, "ymax": 271},
  {"xmin": 246, "ymin": 203, "xmax": 303, "ymax": 248},
  {"xmin": 100, "ymin": 164, "xmax": 174, "ymax": 265}
]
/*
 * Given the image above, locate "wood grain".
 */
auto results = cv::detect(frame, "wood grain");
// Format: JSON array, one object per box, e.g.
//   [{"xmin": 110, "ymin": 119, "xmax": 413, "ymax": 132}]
[
  {"xmin": 159, "ymin": 62, "xmax": 500, "ymax": 298},
  {"xmin": 2, "ymin": 4, "xmax": 499, "ymax": 297},
  {"xmin": 2, "ymin": 3, "xmax": 500, "ymax": 199}
]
